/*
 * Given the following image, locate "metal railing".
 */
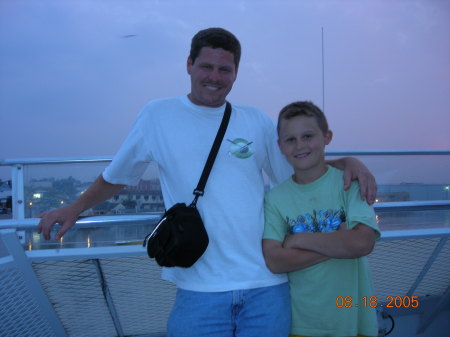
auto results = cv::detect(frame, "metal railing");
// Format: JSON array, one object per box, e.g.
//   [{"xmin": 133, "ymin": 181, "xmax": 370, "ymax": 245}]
[
  {"xmin": 1, "ymin": 217, "xmax": 449, "ymax": 336},
  {"xmin": 0, "ymin": 151, "xmax": 449, "ymax": 336}
]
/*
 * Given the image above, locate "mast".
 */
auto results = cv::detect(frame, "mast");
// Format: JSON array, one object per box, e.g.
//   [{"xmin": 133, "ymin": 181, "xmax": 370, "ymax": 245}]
[{"xmin": 321, "ymin": 27, "xmax": 325, "ymax": 112}]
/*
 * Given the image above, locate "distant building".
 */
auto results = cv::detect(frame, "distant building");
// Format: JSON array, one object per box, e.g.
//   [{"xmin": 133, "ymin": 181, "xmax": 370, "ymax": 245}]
[
  {"xmin": 0, "ymin": 180, "xmax": 12, "ymax": 214},
  {"xmin": 104, "ymin": 179, "xmax": 164, "ymax": 213},
  {"xmin": 31, "ymin": 180, "xmax": 52, "ymax": 189},
  {"xmin": 91, "ymin": 201, "xmax": 119, "ymax": 215}
]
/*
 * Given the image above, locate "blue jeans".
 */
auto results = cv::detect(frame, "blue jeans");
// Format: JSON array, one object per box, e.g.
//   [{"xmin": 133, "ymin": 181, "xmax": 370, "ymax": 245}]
[{"xmin": 167, "ymin": 282, "xmax": 291, "ymax": 337}]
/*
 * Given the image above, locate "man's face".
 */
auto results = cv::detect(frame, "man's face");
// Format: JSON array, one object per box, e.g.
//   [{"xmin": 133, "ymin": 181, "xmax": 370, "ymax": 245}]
[{"xmin": 187, "ymin": 47, "xmax": 237, "ymax": 107}]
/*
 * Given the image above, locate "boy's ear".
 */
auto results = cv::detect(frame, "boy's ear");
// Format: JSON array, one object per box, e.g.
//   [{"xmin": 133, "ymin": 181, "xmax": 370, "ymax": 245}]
[{"xmin": 325, "ymin": 130, "xmax": 333, "ymax": 145}]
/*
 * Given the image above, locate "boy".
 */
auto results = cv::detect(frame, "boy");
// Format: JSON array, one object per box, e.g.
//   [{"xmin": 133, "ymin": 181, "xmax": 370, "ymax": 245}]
[{"xmin": 263, "ymin": 101, "xmax": 380, "ymax": 337}]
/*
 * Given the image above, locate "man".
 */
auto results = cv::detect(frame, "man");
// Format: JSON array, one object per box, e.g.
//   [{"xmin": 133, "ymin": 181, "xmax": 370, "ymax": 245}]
[{"xmin": 38, "ymin": 28, "xmax": 376, "ymax": 337}]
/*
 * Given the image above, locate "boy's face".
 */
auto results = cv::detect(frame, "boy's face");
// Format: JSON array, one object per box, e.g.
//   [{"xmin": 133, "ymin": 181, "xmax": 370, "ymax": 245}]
[{"xmin": 278, "ymin": 115, "xmax": 332, "ymax": 177}]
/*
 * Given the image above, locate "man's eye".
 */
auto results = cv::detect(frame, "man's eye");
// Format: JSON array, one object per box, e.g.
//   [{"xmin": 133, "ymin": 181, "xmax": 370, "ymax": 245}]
[{"xmin": 302, "ymin": 134, "xmax": 313, "ymax": 140}]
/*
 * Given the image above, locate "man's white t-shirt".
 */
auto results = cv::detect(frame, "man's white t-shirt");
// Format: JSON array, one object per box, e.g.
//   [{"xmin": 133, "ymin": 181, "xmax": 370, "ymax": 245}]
[{"xmin": 103, "ymin": 96, "xmax": 291, "ymax": 291}]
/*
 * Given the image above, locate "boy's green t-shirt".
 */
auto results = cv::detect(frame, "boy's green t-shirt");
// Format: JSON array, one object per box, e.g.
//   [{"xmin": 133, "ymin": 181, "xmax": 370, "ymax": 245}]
[{"xmin": 264, "ymin": 166, "xmax": 380, "ymax": 337}]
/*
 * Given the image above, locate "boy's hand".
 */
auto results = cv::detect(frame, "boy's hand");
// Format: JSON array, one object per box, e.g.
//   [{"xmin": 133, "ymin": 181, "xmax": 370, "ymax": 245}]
[{"xmin": 338, "ymin": 222, "xmax": 348, "ymax": 231}]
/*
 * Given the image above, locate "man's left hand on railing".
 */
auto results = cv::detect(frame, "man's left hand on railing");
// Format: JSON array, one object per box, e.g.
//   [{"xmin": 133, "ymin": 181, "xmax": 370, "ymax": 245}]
[
  {"xmin": 36, "ymin": 174, "xmax": 126, "ymax": 240},
  {"xmin": 37, "ymin": 205, "xmax": 81, "ymax": 240}
]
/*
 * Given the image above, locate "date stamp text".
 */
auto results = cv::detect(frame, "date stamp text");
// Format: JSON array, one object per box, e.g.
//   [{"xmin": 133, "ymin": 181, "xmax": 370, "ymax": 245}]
[{"xmin": 336, "ymin": 296, "xmax": 419, "ymax": 308}]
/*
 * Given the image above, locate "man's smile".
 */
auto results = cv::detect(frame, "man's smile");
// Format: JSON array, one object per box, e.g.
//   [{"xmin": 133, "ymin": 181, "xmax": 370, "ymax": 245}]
[{"xmin": 204, "ymin": 83, "xmax": 222, "ymax": 91}]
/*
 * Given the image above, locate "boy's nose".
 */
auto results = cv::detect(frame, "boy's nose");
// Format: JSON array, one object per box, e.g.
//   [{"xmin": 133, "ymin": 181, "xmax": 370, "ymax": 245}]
[{"xmin": 296, "ymin": 139, "xmax": 307, "ymax": 149}]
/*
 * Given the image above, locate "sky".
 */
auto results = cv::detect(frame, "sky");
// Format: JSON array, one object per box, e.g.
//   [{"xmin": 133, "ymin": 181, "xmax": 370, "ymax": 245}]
[{"xmin": 0, "ymin": 0, "xmax": 449, "ymax": 179}]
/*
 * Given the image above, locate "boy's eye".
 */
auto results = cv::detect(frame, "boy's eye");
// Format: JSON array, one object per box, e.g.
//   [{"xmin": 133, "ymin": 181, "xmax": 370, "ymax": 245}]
[
  {"xmin": 302, "ymin": 134, "xmax": 313, "ymax": 140},
  {"xmin": 285, "ymin": 137, "xmax": 296, "ymax": 143}
]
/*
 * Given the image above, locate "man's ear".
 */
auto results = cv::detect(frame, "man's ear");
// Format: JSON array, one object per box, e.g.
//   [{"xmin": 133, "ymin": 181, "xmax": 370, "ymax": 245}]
[
  {"xmin": 187, "ymin": 56, "xmax": 193, "ymax": 74},
  {"xmin": 325, "ymin": 130, "xmax": 333, "ymax": 145}
]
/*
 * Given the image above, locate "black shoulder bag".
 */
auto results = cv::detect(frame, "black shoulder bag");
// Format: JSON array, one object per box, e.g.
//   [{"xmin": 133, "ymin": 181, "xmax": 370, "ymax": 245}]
[{"xmin": 143, "ymin": 102, "xmax": 231, "ymax": 268}]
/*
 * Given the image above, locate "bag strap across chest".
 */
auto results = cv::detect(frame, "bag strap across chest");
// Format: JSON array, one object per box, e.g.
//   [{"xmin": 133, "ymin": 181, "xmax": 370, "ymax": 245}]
[{"xmin": 190, "ymin": 101, "xmax": 231, "ymax": 207}]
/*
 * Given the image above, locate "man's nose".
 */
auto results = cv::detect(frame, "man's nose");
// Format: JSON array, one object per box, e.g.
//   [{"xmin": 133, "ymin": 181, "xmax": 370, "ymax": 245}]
[{"xmin": 208, "ymin": 68, "xmax": 221, "ymax": 82}]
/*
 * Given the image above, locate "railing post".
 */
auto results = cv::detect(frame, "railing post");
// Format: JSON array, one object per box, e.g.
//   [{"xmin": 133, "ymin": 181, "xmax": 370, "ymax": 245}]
[{"xmin": 12, "ymin": 164, "xmax": 25, "ymax": 220}]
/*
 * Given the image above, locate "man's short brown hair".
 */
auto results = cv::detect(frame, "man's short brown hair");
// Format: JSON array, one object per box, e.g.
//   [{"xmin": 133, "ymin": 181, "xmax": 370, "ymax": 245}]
[{"xmin": 190, "ymin": 27, "xmax": 241, "ymax": 70}]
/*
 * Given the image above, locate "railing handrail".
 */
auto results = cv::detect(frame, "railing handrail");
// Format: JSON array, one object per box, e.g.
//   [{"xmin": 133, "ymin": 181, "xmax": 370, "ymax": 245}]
[
  {"xmin": 374, "ymin": 200, "xmax": 450, "ymax": 212},
  {"xmin": 0, "ymin": 214, "xmax": 162, "ymax": 230},
  {"xmin": 16, "ymin": 226, "xmax": 447, "ymax": 261},
  {"xmin": 1, "ymin": 199, "xmax": 449, "ymax": 230},
  {"xmin": 326, "ymin": 150, "xmax": 450, "ymax": 156},
  {"xmin": 380, "ymin": 227, "xmax": 450, "ymax": 240},
  {"xmin": 1, "ymin": 150, "xmax": 450, "ymax": 166},
  {"xmin": 0, "ymin": 156, "xmax": 114, "ymax": 166},
  {"xmin": 1, "ymin": 219, "xmax": 448, "ymax": 253}
]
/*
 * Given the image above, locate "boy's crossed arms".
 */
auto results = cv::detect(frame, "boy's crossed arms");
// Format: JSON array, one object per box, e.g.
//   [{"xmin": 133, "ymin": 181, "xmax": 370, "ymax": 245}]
[{"xmin": 263, "ymin": 223, "xmax": 377, "ymax": 274}]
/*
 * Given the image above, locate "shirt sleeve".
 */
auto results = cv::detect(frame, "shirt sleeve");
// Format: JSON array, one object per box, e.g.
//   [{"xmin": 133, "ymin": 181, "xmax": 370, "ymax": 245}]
[
  {"xmin": 344, "ymin": 181, "xmax": 381, "ymax": 239},
  {"xmin": 263, "ymin": 193, "xmax": 289, "ymax": 242},
  {"xmin": 102, "ymin": 110, "xmax": 153, "ymax": 186},
  {"xmin": 261, "ymin": 115, "xmax": 293, "ymax": 187}
]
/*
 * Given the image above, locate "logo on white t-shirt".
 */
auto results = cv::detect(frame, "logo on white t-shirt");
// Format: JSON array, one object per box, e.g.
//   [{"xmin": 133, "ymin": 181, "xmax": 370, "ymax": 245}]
[{"xmin": 227, "ymin": 138, "xmax": 254, "ymax": 159}]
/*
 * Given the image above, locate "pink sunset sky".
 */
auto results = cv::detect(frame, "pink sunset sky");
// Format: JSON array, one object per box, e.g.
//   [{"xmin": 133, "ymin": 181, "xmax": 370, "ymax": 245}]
[{"xmin": 1, "ymin": 0, "xmax": 449, "ymax": 164}]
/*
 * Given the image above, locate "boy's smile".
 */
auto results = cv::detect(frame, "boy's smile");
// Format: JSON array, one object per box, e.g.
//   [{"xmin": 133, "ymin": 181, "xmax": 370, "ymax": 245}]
[{"xmin": 278, "ymin": 115, "xmax": 332, "ymax": 184}]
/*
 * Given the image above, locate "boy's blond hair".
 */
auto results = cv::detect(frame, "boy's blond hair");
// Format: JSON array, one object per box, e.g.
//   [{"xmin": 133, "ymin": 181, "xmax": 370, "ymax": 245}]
[{"xmin": 277, "ymin": 101, "xmax": 329, "ymax": 136}]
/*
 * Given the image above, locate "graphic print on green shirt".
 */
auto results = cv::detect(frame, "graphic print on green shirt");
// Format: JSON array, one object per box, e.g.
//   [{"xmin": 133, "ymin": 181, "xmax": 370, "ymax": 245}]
[{"xmin": 288, "ymin": 207, "xmax": 346, "ymax": 234}]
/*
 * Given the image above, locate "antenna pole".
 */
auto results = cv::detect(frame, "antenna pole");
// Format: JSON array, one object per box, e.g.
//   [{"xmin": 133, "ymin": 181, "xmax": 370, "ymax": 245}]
[{"xmin": 321, "ymin": 27, "xmax": 325, "ymax": 112}]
